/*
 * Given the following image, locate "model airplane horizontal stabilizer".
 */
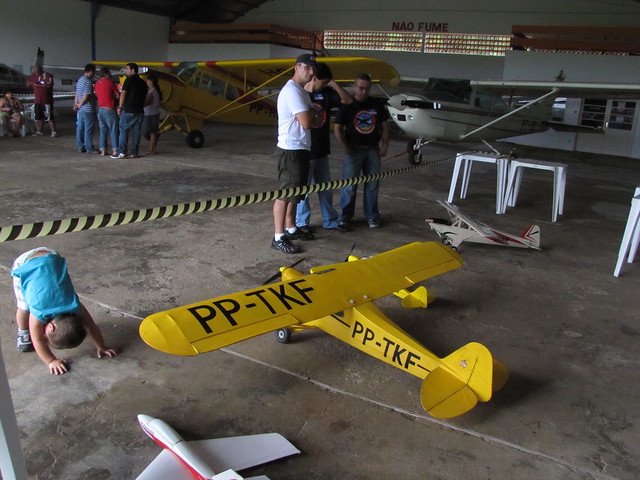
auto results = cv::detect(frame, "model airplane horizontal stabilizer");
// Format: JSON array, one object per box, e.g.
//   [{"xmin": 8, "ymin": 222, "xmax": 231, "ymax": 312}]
[
  {"xmin": 136, "ymin": 414, "xmax": 300, "ymax": 480},
  {"xmin": 427, "ymin": 200, "xmax": 541, "ymax": 250},
  {"xmin": 140, "ymin": 242, "xmax": 463, "ymax": 356}
]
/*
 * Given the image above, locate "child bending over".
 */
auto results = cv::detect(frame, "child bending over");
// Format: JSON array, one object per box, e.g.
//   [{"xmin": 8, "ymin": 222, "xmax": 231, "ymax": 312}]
[{"xmin": 11, "ymin": 247, "xmax": 117, "ymax": 374}]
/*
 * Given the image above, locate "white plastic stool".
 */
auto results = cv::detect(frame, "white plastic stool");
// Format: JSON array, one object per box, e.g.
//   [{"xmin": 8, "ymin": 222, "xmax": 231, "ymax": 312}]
[
  {"xmin": 613, "ymin": 187, "xmax": 640, "ymax": 277},
  {"xmin": 447, "ymin": 152, "xmax": 509, "ymax": 214},
  {"xmin": 503, "ymin": 159, "xmax": 568, "ymax": 222}
]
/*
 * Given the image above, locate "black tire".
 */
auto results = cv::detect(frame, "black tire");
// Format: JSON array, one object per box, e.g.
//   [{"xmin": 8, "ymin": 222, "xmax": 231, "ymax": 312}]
[
  {"xmin": 407, "ymin": 139, "xmax": 422, "ymax": 165},
  {"xmin": 275, "ymin": 328, "xmax": 292, "ymax": 344},
  {"xmin": 186, "ymin": 130, "xmax": 204, "ymax": 148},
  {"xmin": 409, "ymin": 150, "xmax": 422, "ymax": 165}
]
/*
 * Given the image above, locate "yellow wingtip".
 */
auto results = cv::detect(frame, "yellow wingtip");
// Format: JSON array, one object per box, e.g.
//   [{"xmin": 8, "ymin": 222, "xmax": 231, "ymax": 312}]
[{"xmin": 139, "ymin": 314, "xmax": 199, "ymax": 356}]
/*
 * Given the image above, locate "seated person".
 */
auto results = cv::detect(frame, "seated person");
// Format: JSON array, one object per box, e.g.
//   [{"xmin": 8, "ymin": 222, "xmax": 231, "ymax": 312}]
[
  {"xmin": 11, "ymin": 247, "xmax": 118, "ymax": 374},
  {"xmin": 0, "ymin": 91, "xmax": 24, "ymax": 136}
]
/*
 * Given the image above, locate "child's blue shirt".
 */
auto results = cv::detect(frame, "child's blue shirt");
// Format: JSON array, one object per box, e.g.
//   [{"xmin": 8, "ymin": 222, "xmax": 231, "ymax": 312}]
[{"xmin": 11, "ymin": 254, "xmax": 80, "ymax": 322}]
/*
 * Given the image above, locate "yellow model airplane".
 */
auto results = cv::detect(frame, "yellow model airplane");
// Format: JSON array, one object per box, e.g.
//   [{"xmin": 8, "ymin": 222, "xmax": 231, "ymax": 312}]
[
  {"xmin": 140, "ymin": 242, "xmax": 508, "ymax": 419},
  {"xmin": 98, "ymin": 57, "xmax": 400, "ymax": 148}
]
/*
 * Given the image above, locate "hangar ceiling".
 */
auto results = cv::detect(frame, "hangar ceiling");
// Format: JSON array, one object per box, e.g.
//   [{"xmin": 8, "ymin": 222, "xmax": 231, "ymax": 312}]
[
  {"xmin": 82, "ymin": 1, "xmax": 640, "ymax": 25},
  {"xmin": 83, "ymin": 0, "xmax": 270, "ymax": 24}
]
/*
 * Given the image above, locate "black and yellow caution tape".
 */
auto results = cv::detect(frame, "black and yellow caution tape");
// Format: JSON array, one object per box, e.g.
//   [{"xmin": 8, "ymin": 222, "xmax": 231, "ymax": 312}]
[{"xmin": 0, "ymin": 155, "xmax": 454, "ymax": 243}]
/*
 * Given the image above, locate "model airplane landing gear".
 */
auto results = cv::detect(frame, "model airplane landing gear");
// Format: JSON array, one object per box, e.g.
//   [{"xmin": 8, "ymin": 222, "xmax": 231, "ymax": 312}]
[
  {"xmin": 186, "ymin": 129, "xmax": 204, "ymax": 148},
  {"xmin": 441, "ymin": 237, "xmax": 458, "ymax": 250},
  {"xmin": 275, "ymin": 328, "xmax": 292, "ymax": 343}
]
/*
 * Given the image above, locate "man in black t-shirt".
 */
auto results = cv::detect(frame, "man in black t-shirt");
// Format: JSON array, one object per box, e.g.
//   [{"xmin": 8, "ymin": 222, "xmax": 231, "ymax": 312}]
[
  {"xmin": 296, "ymin": 63, "xmax": 352, "ymax": 232},
  {"xmin": 334, "ymin": 73, "xmax": 390, "ymax": 229},
  {"xmin": 114, "ymin": 63, "xmax": 148, "ymax": 158}
]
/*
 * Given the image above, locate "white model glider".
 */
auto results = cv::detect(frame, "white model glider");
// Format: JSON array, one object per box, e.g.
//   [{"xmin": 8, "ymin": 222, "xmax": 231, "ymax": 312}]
[
  {"xmin": 427, "ymin": 200, "xmax": 540, "ymax": 250},
  {"xmin": 136, "ymin": 414, "xmax": 300, "ymax": 480}
]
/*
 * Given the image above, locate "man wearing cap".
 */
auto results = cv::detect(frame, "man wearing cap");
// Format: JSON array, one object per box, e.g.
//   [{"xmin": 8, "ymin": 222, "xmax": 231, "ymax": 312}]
[{"xmin": 271, "ymin": 53, "xmax": 317, "ymax": 254}]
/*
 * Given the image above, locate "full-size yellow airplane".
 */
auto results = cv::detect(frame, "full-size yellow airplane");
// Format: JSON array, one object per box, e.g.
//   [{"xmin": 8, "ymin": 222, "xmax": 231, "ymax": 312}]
[
  {"xmin": 140, "ymin": 242, "xmax": 508, "ymax": 419},
  {"xmin": 98, "ymin": 57, "xmax": 400, "ymax": 148}
]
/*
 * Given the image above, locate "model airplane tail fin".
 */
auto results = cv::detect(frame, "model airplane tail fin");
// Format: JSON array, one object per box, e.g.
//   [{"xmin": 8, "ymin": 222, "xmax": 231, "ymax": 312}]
[
  {"xmin": 420, "ymin": 342, "xmax": 494, "ymax": 418},
  {"xmin": 520, "ymin": 224, "xmax": 541, "ymax": 249}
]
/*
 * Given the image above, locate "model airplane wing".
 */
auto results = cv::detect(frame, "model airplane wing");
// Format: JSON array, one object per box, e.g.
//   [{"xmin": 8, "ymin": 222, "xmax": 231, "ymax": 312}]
[
  {"xmin": 140, "ymin": 242, "xmax": 462, "ymax": 356},
  {"xmin": 136, "ymin": 414, "xmax": 299, "ymax": 480},
  {"xmin": 437, "ymin": 201, "xmax": 506, "ymax": 242},
  {"xmin": 137, "ymin": 437, "xmax": 298, "ymax": 480}
]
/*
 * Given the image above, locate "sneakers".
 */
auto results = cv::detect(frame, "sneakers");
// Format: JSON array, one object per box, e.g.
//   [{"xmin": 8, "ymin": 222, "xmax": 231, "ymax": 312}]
[
  {"xmin": 51, "ymin": 131, "xmax": 57, "ymax": 137},
  {"xmin": 272, "ymin": 236, "xmax": 299, "ymax": 254},
  {"xmin": 111, "ymin": 153, "xmax": 126, "ymax": 159},
  {"xmin": 368, "ymin": 220, "xmax": 380, "ymax": 229},
  {"xmin": 324, "ymin": 223, "xmax": 349, "ymax": 232},
  {"xmin": 32, "ymin": 131, "xmax": 42, "ymax": 137},
  {"xmin": 286, "ymin": 228, "xmax": 315, "ymax": 241},
  {"xmin": 338, "ymin": 219, "xmax": 350, "ymax": 229},
  {"xmin": 17, "ymin": 330, "xmax": 34, "ymax": 352}
]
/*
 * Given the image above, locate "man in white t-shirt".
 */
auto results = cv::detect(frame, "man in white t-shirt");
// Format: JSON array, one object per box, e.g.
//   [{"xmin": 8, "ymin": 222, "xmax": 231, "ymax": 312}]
[{"xmin": 272, "ymin": 54, "xmax": 317, "ymax": 254}]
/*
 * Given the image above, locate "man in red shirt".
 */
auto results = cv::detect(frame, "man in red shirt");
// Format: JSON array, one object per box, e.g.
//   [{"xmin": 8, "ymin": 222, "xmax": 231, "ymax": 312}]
[
  {"xmin": 94, "ymin": 67, "xmax": 120, "ymax": 156},
  {"xmin": 26, "ymin": 65, "xmax": 57, "ymax": 137}
]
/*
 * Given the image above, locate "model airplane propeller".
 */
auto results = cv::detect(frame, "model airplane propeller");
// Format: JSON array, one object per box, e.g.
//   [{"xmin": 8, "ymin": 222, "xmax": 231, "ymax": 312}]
[
  {"xmin": 427, "ymin": 200, "xmax": 541, "ymax": 250},
  {"xmin": 136, "ymin": 414, "xmax": 300, "ymax": 480},
  {"xmin": 140, "ymin": 242, "xmax": 508, "ymax": 419}
]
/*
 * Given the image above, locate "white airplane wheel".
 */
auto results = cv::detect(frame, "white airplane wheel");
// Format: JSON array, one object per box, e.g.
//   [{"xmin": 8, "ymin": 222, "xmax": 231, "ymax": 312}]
[
  {"xmin": 442, "ymin": 237, "xmax": 457, "ymax": 250},
  {"xmin": 186, "ymin": 130, "xmax": 204, "ymax": 148},
  {"xmin": 406, "ymin": 140, "xmax": 423, "ymax": 165},
  {"xmin": 275, "ymin": 328, "xmax": 292, "ymax": 344}
]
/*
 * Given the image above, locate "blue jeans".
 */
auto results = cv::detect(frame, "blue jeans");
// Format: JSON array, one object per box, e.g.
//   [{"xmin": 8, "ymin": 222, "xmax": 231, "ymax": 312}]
[
  {"xmin": 118, "ymin": 112, "xmax": 143, "ymax": 156},
  {"xmin": 339, "ymin": 146, "xmax": 381, "ymax": 223},
  {"xmin": 296, "ymin": 156, "xmax": 339, "ymax": 229},
  {"xmin": 98, "ymin": 108, "xmax": 118, "ymax": 153},
  {"xmin": 75, "ymin": 111, "xmax": 95, "ymax": 153}
]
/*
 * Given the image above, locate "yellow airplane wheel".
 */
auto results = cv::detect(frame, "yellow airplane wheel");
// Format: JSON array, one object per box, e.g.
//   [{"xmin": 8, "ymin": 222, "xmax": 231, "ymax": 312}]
[{"xmin": 186, "ymin": 130, "xmax": 204, "ymax": 148}]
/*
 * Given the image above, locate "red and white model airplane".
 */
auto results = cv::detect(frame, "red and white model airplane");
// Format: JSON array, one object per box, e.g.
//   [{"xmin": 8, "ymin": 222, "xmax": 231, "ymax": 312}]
[
  {"xmin": 136, "ymin": 414, "xmax": 300, "ymax": 480},
  {"xmin": 427, "ymin": 200, "xmax": 541, "ymax": 250}
]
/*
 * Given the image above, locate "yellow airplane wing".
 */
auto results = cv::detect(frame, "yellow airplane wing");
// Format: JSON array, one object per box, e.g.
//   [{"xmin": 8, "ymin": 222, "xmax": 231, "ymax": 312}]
[
  {"xmin": 140, "ymin": 242, "xmax": 461, "ymax": 356},
  {"xmin": 96, "ymin": 57, "xmax": 400, "ymax": 88}
]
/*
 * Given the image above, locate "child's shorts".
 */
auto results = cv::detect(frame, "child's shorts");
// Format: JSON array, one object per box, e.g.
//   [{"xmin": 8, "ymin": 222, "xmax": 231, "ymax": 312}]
[{"xmin": 12, "ymin": 247, "xmax": 58, "ymax": 310}]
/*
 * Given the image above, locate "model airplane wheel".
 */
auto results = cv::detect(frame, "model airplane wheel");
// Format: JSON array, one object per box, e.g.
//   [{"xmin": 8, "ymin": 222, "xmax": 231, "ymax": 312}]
[
  {"xmin": 441, "ymin": 237, "xmax": 457, "ymax": 250},
  {"xmin": 275, "ymin": 328, "xmax": 292, "ymax": 344},
  {"xmin": 186, "ymin": 130, "xmax": 204, "ymax": 148}
]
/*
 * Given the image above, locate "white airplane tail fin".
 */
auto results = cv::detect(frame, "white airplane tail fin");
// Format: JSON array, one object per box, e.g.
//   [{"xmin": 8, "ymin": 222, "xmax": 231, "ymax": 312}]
[{"xmin": 519, "ymin": 224, "xmax": 541, "ymax": 249}]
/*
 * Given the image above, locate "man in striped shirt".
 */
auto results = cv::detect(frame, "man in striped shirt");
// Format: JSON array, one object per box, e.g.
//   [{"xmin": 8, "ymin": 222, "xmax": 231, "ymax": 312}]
[{"xmin": 73, "ymin": 63, "xmax": 97, "ymax": 154}]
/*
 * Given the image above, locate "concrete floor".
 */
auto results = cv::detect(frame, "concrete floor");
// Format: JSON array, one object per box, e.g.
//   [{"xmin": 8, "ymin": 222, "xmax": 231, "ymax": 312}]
[{"xmin": 0, "ymin": 114, "xmax": 639, "ymax": 480}]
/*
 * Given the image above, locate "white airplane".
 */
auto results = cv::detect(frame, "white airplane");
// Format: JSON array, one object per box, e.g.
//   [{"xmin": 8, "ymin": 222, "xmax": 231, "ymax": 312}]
[
  {"xmin": 387, "ymin": 77, "xmax": 640, "ymax": 164},
  {"xmin": 426, "ymin": 200, "xmax": 540, "ymax": 250},
  {"xmin": 136, "ymin": 414, "xmax": 300, "ymax": 480}
]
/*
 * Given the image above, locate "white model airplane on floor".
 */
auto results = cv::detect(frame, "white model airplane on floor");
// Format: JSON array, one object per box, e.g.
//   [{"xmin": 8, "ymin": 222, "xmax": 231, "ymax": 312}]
[
  {"xmin": 426, "ymin": 200, "xmax": 540, "ymax": 250},
  {"xmin": 136, "ymin": 414, "xmax": 300, "ymax": 480},
  {"xmin": 387, "ymin": 77, "xmax": 640, "ymax": 164}
]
